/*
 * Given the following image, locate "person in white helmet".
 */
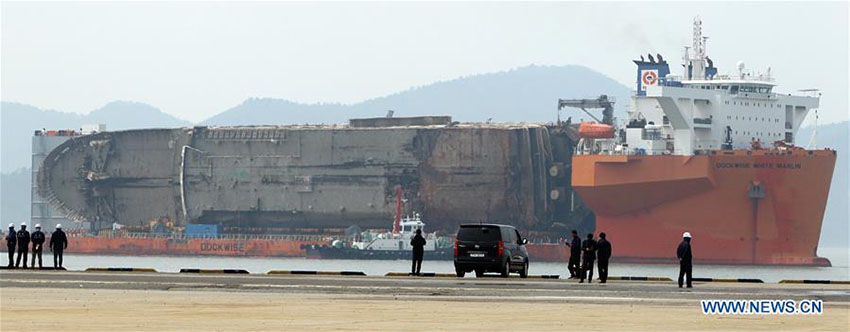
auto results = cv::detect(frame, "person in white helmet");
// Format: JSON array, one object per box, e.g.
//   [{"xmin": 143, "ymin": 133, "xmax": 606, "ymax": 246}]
[
  {"xmin": 15, "ymin": 222, "xmax": 30, "ymax": 268},
  {"xmin": 5, "ymin": 223, "xmax": 16, "ymax": 268},
  {"xmin": 49, "ymin": 224, "xmax": 68, "ymax": 269},
  {"xmin": 677, "ymin": 232, "xmax": 693, "ymax": 288},
  {"xmin": 30, "ymin": 224, "xmax": 46, "ymax": 268}
]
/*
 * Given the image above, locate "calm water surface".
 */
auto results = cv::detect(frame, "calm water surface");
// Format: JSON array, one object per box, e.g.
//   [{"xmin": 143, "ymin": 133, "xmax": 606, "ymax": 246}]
[{"xmin": 52, "ymin": 247, "xmax": 849, "ymax": 283}]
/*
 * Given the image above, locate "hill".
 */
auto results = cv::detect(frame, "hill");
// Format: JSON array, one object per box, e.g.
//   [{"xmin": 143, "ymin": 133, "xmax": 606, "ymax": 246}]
[
  {"xmin": 1, "ymin": 65, "xmax": 845, "ymax": 251},
  {"xmin": 0, "ymin": 100, "xmax": 190, "ymax": 172},
  {"xmin": 201, "ymin": 65, "xmax": 631, "ymax": 125}
]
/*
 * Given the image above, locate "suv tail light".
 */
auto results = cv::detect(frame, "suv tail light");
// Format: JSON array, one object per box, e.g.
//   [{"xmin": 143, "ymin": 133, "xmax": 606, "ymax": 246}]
[
  {"xmin": 454, "ymin": 239, "xmax": 459, "ymax": 256},
  {"xmin": 498, "ymin": 240, "xmax": 504, "ymax": 256}
]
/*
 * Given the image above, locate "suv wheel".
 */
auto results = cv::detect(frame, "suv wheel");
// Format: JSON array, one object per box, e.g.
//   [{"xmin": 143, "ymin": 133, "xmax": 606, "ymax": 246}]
[
  {"xmin": 455, "ymin": 268, "xmax": 465, "ymax": 278},
  {"xmin": 500, "ymin": 260, "xmax": 510, "ymax": 278},
  {"xmin": 519, "ymin": 261, "xmax": 529, "ymax": 278}
]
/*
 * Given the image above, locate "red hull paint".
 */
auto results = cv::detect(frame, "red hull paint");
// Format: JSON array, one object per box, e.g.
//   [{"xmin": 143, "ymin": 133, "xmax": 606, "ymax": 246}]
[
  {"xmin": 0, "ymin": 237, "xmax": 575, "ymax": 263},
  {"xmin": 572, "ymin": 149, "xmax": 836, "ymax": 266},
  {"xmin": 66, "ymin": 237, "xmax": 312, "ymax": 257}
]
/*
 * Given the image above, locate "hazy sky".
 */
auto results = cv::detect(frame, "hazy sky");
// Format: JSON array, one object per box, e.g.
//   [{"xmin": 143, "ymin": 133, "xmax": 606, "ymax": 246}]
[{"xmin": 2, "ymin": 1, "xmax": 848, "ymax": 124}]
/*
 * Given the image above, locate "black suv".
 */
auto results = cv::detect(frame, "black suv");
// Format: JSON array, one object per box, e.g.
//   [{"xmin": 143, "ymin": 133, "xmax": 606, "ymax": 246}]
[{"xmin": 453, "ymin": 224, "xmax": 529, "ymax": 278}]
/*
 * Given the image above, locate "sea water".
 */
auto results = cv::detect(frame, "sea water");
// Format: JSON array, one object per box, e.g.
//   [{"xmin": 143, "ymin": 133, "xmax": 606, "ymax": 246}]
[{"xmin": 48, "ymin": 246, "xmax": 849, "ymax": 282}]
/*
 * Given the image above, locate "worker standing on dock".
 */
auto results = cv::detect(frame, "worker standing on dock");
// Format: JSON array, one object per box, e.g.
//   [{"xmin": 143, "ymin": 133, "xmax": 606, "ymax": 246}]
[
  {"xmin": 30, "ymin": 224, "xmax": 45, "ymax": 269},
  {"xmin": 566, "ymin": 230, "xmax": 581, "ymax": 279},
  {"xmin": 5, "ymin": 223, "xmax": 16, "ymax": 268},
  {"xmin": 15, "ymin": 223, "xmax": 30, "ymax": 268},
  {"xmin": 410, "ymin": 228, "xmax": 426, "ymax": 276},
  {"xmin": 677, "ymin": 232, "xmax": 693, "ymax": 288},
  {"xmin": 579, "ymin": 233, "xmax": 597, "ymax": 283},
  {"xmin": 596, "ymin": 232, "xmax": 611, "ymax": 283},
  {"xmin": 50, "ymin": 224, "xmax": 68, "ymax": 269}
]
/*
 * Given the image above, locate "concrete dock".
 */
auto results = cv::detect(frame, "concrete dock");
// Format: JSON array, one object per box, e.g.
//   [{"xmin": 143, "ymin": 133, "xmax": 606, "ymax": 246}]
[{"xmin": 2, "ymin": 270, "xmax": 848, "ymax": 331}]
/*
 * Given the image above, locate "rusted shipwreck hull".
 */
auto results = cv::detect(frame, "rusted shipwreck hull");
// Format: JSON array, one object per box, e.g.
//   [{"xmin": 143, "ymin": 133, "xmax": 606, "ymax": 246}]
[{"xmin": 37, "ymin": 116, "xmax": 590, "ymax": 234}]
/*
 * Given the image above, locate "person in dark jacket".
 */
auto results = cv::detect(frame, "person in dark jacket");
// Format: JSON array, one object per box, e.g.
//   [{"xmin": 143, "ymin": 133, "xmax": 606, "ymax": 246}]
[
  {"xmin": 15, "ymin": 222, "xmax": 30, "ymax": 268},
  {"xmin": 566, "ymin": 230, "xmax": 582, "ymax": 279},
  {"xmin": 5, "ymin": 223, "xmax": 16, "ymax": 268},
  {"xmin": 410, "ymin": 228, "xmax": 426, "ymax": 276},
  {"xmin": 596, "ymin": 232, "xmax": 612, "ymax": 283},
  {"xmin": 50, "ymin": 224, "xmax": 68, "ymax": 269},
  {"xmin": 579, "ymin": 233, "xmax": 597, "ymax": 283},
  {"xmin": 677, "ymin": 232, "xmax": 693, "ymax": 288},
  {"xmin": 30, "ymin": 224, "xmax": 46, "ymax": 269}
]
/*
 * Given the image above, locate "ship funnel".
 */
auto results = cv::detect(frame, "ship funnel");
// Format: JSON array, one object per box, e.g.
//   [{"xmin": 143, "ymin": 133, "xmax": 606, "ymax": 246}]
[{"xmin": 634, "ymin": 55, "xmax": 670, "ymax": 96}]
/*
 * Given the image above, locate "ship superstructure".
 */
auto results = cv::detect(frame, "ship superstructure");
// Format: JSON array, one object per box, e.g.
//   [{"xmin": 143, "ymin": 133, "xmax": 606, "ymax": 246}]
[
  {"xmin": 351, "ymin": 214, "xmax": 439, "ymax": 252},
  {"xmin": 579, "ymin": 18, "xmax": 818, "ymax": 156}
]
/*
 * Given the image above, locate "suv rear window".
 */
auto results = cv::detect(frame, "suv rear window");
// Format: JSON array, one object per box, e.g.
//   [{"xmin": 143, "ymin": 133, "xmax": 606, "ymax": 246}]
[{"xmin": 457, "ymin": 226, "xmax": 501, "ymax": 242}]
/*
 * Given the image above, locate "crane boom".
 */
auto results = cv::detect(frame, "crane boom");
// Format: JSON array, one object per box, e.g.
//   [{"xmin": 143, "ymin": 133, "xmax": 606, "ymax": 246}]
[{"xmin": 557, "ymin": 95, "xmax": 615, "ymax": 125}]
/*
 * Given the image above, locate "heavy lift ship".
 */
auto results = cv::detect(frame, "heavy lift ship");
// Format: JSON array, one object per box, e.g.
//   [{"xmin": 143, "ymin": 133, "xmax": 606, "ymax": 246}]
[
  {"xmin": 570, "ymin": 18, "xmax": 836, "ymax": 266},
  {"xmin": 24, "ymin": 18, "xmax": 836, "ymax": 266}
]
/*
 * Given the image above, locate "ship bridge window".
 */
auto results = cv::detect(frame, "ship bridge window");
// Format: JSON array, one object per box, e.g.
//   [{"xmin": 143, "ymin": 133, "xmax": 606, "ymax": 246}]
[
  {"xmin": 641, "ymin": 128, "xmax": 663, "ymax": 140},
  {"xmin": 730, "ymin": 85, "xmax": 739, "ymax": 94},
  {"xmin": 757, "ymin": 87, "xmax": 772, "ymax": 93}
]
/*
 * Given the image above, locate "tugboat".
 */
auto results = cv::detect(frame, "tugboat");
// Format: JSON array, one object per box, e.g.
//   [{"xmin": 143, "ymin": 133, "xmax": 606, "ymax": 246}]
[{"xmin": 305, "ymin": 213, "xmax": 454, "ymax": 260}]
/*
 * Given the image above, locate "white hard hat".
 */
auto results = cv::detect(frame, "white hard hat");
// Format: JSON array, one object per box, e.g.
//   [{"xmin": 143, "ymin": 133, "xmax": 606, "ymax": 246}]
[
  {"xmin": 683, "ymin": 232, "xmax": 692, "ymax": 238},
  {"xmin": 20, "ymin": 222, "xmax": 26, "ymax": 227},
  {"xmin": 35, "ymin": 224, "xmax": 41, "ymax": 228},
  {"xmin": 56, "ymin": 224, "xmax": 62, "ymax": 229},
  {"xmin": 7, "ymin": 223, "xmax": 13, "ymax": 228}
]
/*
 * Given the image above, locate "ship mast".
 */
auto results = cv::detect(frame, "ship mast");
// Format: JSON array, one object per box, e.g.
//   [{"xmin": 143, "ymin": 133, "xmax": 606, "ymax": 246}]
[
  {"xmin": 393, "ymin": 185, "xmax": 402, "ymax": 234},
  {"xmin": 683, "ymin": 17, "xmax": 708, "ymax": 80}
]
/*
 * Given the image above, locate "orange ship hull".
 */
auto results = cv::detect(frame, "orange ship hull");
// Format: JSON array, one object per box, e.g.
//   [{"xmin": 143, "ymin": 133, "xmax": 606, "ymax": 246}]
[
  {"xmin": 64, "ymin": 237, "xmax": 313, "ymax": 257},
  {"xmin": 572, "ymin": 149, "xmax": 837, "ymax": 266},
  {"xmin": 1, "ymin": 236, "xmax": 574, "ymax": 262}
]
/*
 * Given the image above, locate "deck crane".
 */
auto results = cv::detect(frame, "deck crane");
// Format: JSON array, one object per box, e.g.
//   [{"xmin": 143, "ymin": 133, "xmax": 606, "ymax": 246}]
[{"xmin": 557, "ymin": 95, "xmax": 615, "ymax": 125}]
